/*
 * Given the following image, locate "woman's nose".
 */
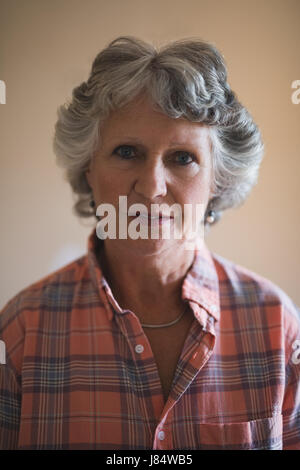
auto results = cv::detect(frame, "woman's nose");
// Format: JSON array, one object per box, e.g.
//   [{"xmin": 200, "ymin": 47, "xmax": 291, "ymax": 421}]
[{"xmin": 133, "ymin": 159, "xmax": 167, "ymax": 199}]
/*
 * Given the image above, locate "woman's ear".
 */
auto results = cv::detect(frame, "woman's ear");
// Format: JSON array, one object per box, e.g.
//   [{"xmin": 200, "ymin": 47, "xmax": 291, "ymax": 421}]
[
  {"xmin": 85, "ymin": 154, "xmax": 96, "ymax": 189},
  {"xmin": 85, "ymin": 164, "xmax": 93, "ymax": 190},
  {"xmin": 85, "ymin": 169, "xmax": 91, "ymax": 188}
]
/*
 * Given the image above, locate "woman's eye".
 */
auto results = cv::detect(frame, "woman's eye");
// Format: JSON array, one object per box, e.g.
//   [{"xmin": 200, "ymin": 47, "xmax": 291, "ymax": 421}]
[
  {"xmin": 113, "ymin": 145, "xmax": 136, "ymax": 159},
  {"xmin": 174, "ymin": 152, "xmax": 194, "ymax": 165}
]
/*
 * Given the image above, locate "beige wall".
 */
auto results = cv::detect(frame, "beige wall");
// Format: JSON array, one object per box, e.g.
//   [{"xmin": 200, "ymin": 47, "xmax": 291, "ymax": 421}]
[{"xmin": 0, "ymin": 0, "xmax": 299, "ymax": 309}]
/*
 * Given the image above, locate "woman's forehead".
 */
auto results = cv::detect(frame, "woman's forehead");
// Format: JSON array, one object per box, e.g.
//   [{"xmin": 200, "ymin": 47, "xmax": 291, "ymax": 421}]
[{"xmin": 100, "ymin": 95, "xmax": 210, "ymax": 146}]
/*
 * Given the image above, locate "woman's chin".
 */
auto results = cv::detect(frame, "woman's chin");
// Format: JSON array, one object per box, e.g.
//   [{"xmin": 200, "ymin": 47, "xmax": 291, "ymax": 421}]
[
  {"xmin": 106, "ymin": 235, "xmax": 199, "ymax": 258},
  {"xmin": 105, "ymin": 236, "xmax": 182, "ymax": 256}
]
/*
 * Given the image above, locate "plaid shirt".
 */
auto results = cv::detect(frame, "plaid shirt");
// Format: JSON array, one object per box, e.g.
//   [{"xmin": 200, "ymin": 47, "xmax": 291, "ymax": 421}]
[{"xmin": 0, "ymin": 228, "xmax": 299, "ymax": 450}]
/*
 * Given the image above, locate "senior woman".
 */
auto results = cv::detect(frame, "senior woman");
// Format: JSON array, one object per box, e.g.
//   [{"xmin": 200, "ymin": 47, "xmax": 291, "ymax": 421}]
[{"xmin": 1, "ymin": 37, "xmax": 300, "ymax": 451}]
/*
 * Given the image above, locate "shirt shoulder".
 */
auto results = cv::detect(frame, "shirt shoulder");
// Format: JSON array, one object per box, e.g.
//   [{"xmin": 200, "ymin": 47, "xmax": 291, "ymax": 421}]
[
  {"xmin": 0, "ymin": 254, "xmax": 90, "ymax": 377},
  {"xmin": 211, "ymin": 251, "xmax": 300, "ymax": 339},
  {"xmin": 0, "ymin": 254, "xmax": 88, "ymax": 336}
]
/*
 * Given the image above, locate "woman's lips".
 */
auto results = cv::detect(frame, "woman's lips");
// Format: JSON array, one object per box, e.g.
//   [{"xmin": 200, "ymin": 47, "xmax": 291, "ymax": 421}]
[
  {"xmin": 127, "ymin": 211, "xmax": 175, "ymax": 224},
  {"xmin": 135, "ymin": 211, "xmax": 174, "ymax": 219}
]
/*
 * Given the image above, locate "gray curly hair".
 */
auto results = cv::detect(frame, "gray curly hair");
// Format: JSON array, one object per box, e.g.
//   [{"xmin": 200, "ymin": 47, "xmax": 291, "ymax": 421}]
[{"xmin": 53, "ymin": 36, "xmax": 264, "ymax": 226}]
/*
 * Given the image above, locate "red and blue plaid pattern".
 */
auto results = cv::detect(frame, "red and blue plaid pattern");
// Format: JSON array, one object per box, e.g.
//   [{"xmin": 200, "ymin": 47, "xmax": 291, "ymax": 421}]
[{"xmin": 0, "ymin": 229, "xmax": 299, "ymax": 449}]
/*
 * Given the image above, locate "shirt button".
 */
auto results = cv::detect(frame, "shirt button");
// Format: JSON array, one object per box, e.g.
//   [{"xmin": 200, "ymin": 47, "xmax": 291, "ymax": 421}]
[
  {"xmin": 158, "ymin": 430, "xmax": 165, "ymax": 441},
  {"xmin": 135, "ymin": 344, "xmax": 144, "ymax": 354}
]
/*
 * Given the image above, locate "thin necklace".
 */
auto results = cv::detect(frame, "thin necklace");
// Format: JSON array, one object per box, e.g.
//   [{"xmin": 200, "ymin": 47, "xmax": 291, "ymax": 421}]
[{"xmin": 141, "ymin": 305, "xmax": 188, "ymax": 329}]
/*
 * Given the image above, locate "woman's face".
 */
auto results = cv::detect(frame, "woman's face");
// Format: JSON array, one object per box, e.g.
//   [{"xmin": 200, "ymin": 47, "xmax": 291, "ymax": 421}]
[{"xmin": 86, "ymin": 94, "xmax": 214, "ymax": 255}]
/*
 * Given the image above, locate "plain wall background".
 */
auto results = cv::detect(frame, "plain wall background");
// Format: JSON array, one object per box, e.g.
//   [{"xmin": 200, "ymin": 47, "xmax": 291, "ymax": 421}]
[{"xmin": 0, "ymin": 0, "xmax": 299, "ymax": 309}]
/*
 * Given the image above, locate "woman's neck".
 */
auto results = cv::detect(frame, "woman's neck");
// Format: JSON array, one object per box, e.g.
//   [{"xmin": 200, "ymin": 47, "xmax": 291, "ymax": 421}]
[{"xmin": 97, "ymin": 239, "xmax": 195, "ymax": 324}]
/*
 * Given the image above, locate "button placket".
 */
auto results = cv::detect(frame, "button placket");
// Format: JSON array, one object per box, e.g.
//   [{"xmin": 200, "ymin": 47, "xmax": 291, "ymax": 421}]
[{"xmin": 135, "ymin": 344, "xmax": 144, "ymax": 354}]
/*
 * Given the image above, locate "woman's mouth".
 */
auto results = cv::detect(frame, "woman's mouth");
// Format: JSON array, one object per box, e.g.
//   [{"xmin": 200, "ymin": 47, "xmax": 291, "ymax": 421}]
[{"xmin": 131, "ymin": 211, "xmax": 174, "ymax": 224}]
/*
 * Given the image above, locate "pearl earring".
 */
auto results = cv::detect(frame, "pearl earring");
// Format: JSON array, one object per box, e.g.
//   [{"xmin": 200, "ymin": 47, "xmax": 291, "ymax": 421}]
[{"xmin": 206, "ymin": 210, "xmax": 215, "ymax": 224}]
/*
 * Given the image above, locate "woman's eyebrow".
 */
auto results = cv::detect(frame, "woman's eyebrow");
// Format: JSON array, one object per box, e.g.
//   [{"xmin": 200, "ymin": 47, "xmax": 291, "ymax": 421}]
[
  {"xmin": 109, "ymin": 136, "xmax": 143, "ymax": 144},
  {"xmin": 105, "ymin": 135, "xmax": 207, "ymax": 155},
  {"xmin": 168, "ymin": 141, "xmax": 197, "ymax": 147},
  {"xmin": 109, "ymin": 136, "xmax": 200, "ymax": 148}
]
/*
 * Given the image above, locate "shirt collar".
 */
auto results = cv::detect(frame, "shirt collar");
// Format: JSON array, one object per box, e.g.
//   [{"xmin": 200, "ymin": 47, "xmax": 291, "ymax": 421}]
[
  {"xmin": 87, "ymin": 228, "xmax": 220, "ymax": 325},
  {"xmin": 181, "ymin": 237, "xmax": 220, "ymax": 323}
]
